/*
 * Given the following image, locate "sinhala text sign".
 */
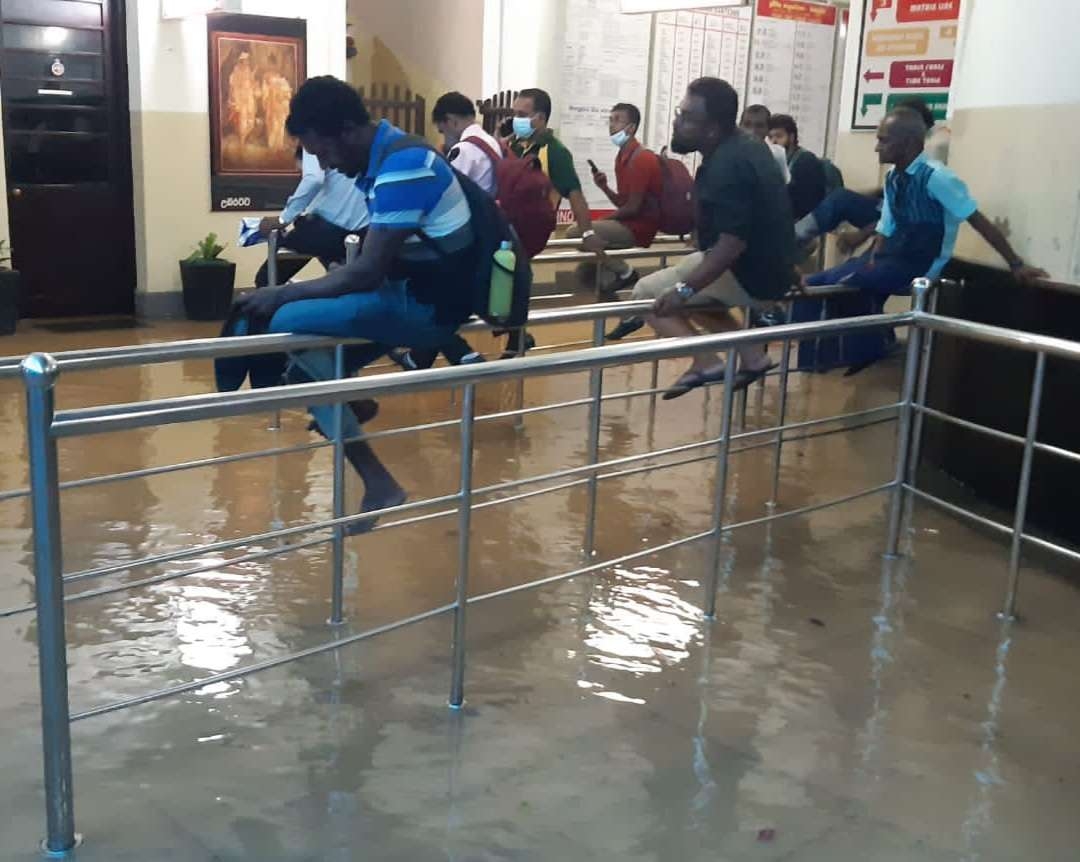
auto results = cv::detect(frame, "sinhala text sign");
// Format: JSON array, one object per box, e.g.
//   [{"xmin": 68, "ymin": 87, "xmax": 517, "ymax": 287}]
[{"xmin": 853, "ymin": 0, "xmax": 960, "ymax": 130}]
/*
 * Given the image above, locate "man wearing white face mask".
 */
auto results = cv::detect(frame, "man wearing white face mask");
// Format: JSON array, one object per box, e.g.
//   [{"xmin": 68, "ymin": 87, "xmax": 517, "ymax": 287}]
[
  {"xmin": 509, "ymin": 88, "xmax": 605, "ymax": 253},
  {"xmin": 567, "ymin": 102, "xmax": 662, "ymax": 296}
]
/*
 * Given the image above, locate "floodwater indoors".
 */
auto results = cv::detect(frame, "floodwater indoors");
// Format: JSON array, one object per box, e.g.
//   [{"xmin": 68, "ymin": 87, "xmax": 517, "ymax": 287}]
[{"xmin": 1, "ymin": 318, "xmax": 1079, "ymax": 861}]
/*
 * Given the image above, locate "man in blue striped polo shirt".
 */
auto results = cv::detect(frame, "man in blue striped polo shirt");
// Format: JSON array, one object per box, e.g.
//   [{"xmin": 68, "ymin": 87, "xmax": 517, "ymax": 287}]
[
  {"xmin": 805, "ymin": 108, "xmax": 1046, "ymax": 296},
  {"xmin": 238, "ymin": 76, "xmax": 476, "ymax": 529}
]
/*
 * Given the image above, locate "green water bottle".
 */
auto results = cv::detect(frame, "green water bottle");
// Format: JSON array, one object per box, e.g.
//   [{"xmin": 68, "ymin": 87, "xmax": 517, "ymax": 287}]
[{"xmin": 489, "ymin": 240, "xmax": 516, "ymax": 320}]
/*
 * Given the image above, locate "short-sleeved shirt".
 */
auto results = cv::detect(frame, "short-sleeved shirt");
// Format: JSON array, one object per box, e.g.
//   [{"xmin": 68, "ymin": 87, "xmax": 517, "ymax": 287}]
[
  {"xmin": 510, "ymin": 129, "xmax": 581, "ymax": 203},
  {"xmin": 447, "ymin": 122, "xmax": 502, "ymax": 195},
  {"xmin": 358, "ymin": 119, "xmax": 475, "ymax": 322},
  {"xmin": 695, "ymin": 132, "xmax": 796, "ymax": 301},
  {"xmin": 786, "ymin": 147, "xmax": 827, "ymax": 221},
  {"xmin": 613, "ymin": 138, "xmax": 662, "ymax": 247},
  {"xmin": 876, "ymin": 151, "xmax": 977, "ymax": 279}
]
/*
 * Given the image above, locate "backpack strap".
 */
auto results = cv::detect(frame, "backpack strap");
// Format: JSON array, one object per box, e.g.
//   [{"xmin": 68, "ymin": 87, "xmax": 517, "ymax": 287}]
[
  {"xmin": 372, "ymin": 133, "xmax": 452, "ymax": 257},
  {"xmin": 460, "ymin": 135, "xmax": 502, "ymax": 165}
]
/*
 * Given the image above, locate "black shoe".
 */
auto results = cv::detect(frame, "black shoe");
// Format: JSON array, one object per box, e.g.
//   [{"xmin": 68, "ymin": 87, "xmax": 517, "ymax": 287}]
[
  {"xmin": 606, "ymin": 316, "xmax": 646, "ymax": 341},
  {"xmin": 500, "ymin": 332, "xmax": 536, "ymax": 359},
  {"xmin": 389, "ymin": 348, "xmax": 418, "ymax": 371}
]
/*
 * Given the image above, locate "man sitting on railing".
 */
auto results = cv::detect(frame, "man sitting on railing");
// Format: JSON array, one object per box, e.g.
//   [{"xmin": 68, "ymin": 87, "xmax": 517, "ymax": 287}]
[
  {"xmin": 236, "ymin": 76, "xmax": 478, "ymax": 531},
  {"xmin": 632, "ymin": 77, "xmax": 797, "ymax": 400},
  {"xmin": 803, "ymin": 108, "xmax": 1046, "ymax": 299},
  {"xmin": 567, "ymin": 102, "xmax": 661, "ymax": 297}
]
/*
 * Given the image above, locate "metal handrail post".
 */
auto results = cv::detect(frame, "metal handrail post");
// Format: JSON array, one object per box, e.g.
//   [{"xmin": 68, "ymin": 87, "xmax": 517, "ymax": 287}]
[
  {"xmin": 704, "ymin": 349, "xmax": 738, "ymax": 619},
  {"xmin": 326, "ymin": 236, "xmax": 362, "ymax": 625},
  {"xmin": 21, "ymin": 354, "xmax": 78, "ymax": 855},
  {"xmin": 648, "ymin": 358, "xmax": 660, "ymax": 428},
  {"xmin": 768, "ymin": 304, "xmax": 796, "ymax": 508},
  {"xmin": 266, "ymin": 228, "xmax": 280, "ymax": 287},
  {"xmin": 344, "ymin": 233, "xmax": 361, "ymax": 265},
  {"xmin": 513, "ymin": 329, "xmax": 528, "ymax": 431},
  {"xmin": 449, "ymin": 383, "xmax": 477, "ymax": 708},
  {"xmin": 1000, "ymin": 351, "xmax": 1046, "ymax": 621},
  {"xmin": 735, "ymin": 305, "xmax": 752, "ymax": 432},
  {"xmin": 267, "ymin": 229, "xmax": 282, "ymax": 431},
  {"xmin": 582, "ymin": 319, "xmax": 606, "ymax": 557},
  {"xmin": 329, "ymin": 343, "xmax": 347, "ymax": 626},
  {"xmin": 884, "ymin": 278, "xmax": 930, "ymax": 558},
  {"xmin": 906, "ymin": 283, "xmax": 941, "ymax": 485}
]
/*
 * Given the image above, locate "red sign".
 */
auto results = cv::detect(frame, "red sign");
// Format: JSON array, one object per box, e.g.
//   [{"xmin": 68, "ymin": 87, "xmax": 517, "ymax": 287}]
[
  {"xmin": 871, "ymin": 0, "xmax": 893, "ymax": 20},
  {"xmin": 757, "ymin": 0, "xmax": 838, "ymax": 26},
  {"xmin": 889, "ymin": 59, "xmax": 954, "ymax": 88},
  {"xmin": 897, "ymin": 0, "xmax": 961, "ymax": 23}
]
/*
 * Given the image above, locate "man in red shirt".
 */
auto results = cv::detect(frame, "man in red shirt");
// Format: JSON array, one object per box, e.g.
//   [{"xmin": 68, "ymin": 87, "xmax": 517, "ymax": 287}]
[{"xmin": 567, "ymin": 102, "xmax": 662, "ymax": 294}]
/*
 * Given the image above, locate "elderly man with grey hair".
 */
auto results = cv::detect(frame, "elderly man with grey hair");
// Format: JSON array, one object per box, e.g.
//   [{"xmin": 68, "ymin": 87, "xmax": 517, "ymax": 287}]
[{"xmin": 803, "ymin": 108, "xmax": 1046, "ymax": 298}]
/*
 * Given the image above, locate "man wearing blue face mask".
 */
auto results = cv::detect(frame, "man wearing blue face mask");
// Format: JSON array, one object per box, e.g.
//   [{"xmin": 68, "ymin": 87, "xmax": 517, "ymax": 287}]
[
  {"xmin": 509, "ymin": 88, "xmax": 605, "ymax": 254},
  {"xmin": 567, "ymin": 102, "xmax": 662, "ymax": 298}
]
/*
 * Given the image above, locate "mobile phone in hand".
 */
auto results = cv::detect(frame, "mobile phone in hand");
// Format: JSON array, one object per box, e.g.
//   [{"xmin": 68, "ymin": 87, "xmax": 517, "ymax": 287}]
[{"xmin": 587, "ymin": 159, "xmax": 599, "ymax": 175}]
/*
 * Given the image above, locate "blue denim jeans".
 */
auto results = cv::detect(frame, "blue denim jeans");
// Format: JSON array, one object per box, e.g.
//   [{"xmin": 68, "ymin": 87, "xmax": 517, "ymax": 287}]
[
  {"xmin": 805, "ymin": 251, "xmax": 924, "ymax": 298},
  {"xmin": 810, "ymin": 189, "xmax": 882, "ymax": 233},
  {"xmin": 268, "ymin": 280, "xmax": 460, "ymax": 439}
]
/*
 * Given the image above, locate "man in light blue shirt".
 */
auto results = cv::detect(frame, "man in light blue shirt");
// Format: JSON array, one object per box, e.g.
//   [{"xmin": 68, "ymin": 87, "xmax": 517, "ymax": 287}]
[
  {"xmin": 254, "ymin": 147, "xmax": 371, "ymax": 287},
  {"xmin": 805, "ymin": 108, "xmax": 1045, "ymax": 297}
]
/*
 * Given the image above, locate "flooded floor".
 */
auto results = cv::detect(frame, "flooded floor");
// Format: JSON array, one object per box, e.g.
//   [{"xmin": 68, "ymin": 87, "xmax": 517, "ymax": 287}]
[{"xmin": 1, "ymin": 318, "xmax": 1078, "ymax": 860}]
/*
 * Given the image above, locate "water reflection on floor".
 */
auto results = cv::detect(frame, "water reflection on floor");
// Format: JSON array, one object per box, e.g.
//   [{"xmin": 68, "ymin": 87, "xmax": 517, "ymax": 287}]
[{"xmin": 1, "ymin": 320, "xmax": 1079, "ymax": 860}]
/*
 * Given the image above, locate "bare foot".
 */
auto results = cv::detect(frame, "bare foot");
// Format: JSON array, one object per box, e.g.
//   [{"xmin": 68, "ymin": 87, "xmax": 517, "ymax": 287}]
[{"xmin": 346, "ymin": 484, "xmax": 408, "ymax": 536}]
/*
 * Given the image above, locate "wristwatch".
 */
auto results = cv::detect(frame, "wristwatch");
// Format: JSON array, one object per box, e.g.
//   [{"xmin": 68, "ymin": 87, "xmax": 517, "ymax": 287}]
[
  {"xmin": 674, "ymin": 281, "xmax": 695, "ymax": 301},
  {"xmin": 1008, "ymin": 259, "xmax": 1025, "ymax": 271}
]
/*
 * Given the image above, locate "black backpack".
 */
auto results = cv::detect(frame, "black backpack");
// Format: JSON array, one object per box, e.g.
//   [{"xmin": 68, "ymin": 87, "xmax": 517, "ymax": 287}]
[{"xmin": 377, "ymin": 135, "xmax": 533, "ymax": 328}]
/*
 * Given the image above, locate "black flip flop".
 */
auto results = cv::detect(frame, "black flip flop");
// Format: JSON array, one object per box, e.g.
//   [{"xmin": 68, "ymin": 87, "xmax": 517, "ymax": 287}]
[
  {"xmin": 731, "ymin": 361, "xmax": 779, "ymax": 393},
  {"xmin": 662, "ymin": 366, "xmax": 727, "ymax": 400}
]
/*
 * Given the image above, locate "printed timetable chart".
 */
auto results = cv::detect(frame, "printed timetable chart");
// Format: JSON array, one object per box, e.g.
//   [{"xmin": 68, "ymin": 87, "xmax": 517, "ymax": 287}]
[
  {"xmin": 556, "ymin": 0, "xmax": 652, "ymax": 216},
  {"xmin": 853, "ymin": 0, "xmax": 961, "ymax": 129},
  {"xmin": 747, "ymin": 0, "xmax": 838, "ymax": 156},
  {"xmin": 646, "ymin": 6, "xmax": 752, "ymax": 171}
]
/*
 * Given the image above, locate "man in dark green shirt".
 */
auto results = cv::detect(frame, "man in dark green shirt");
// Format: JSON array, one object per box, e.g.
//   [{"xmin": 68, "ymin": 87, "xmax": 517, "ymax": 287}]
[
  {"xmin": 633, "ymin": 76, "xmax": 796, "ymax": 399},
  {"xmin": 508, "ymin": 87, "xmax": 604, "ymax": 253}
]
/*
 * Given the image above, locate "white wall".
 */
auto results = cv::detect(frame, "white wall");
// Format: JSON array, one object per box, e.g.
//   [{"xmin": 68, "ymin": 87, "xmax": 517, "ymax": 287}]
[
  {"xmin": 944, "ymin": 0, "xmax": 1080, "ymax": 279},
  {"xmin": 832, "ymin": 0, "xmax": 881, "ymax": 192},
  {"xmin": 950, "ymin": 0, "xmax": 1080, "ymax": 111},
  {"xmin": 126, "ymin": 1, "xmax": 346, "ymax": 307},
  {"xmin": 487, "ymin": 0, "xmax": 568, "ymax": 108}
]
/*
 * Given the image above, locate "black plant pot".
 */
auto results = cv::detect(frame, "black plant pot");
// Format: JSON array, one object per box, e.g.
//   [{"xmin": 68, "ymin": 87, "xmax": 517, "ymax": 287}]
[
  {"xmin": 0, "ymin": 269, "xmax": 20, "ymax": 335},
  {"xmin": 179, "ymin": 259, "xmax": 236, "ymax": 321}
]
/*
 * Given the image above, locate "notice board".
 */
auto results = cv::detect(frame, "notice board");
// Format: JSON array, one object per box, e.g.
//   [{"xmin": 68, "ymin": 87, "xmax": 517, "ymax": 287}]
[
  {"xmin": 852, "ymin": 0, "xmax": 961, "ymax": 130},
  {"xmin": 555, "ymin": 0, "xmax": 652, "ymax": 217},
  {"xmin": 747, "ymin": 0, "xmax": 838, "ymax": 157},
  {"xmin": 646, "ymin": 6, "xmax": 752, "ymax": 172}
]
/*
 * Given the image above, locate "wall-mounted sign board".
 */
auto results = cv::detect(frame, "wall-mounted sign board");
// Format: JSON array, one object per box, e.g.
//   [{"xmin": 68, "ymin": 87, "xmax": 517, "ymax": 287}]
[{"xmin": 852, "ymin": 0, "xmax": 961, "ymax": 130}]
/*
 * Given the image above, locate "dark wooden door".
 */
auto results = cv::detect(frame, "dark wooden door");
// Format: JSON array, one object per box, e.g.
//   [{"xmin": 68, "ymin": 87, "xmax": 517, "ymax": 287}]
[{"xmin": 1, "ymin": 0, "xmax": 135, "ymax": 317}]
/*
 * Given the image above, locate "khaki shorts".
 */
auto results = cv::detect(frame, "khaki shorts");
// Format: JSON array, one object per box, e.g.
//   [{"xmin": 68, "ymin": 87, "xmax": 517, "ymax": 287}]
[{"xmin": 631, "ymin": 251, "xmax": 755, "ymax": 309}]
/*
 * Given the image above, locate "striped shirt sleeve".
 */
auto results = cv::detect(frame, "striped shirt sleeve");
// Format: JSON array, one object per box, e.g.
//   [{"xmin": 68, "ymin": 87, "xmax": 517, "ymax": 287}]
[{"xmin": 370, "ymin": 148, "xmax": 451, "ymax": 231}]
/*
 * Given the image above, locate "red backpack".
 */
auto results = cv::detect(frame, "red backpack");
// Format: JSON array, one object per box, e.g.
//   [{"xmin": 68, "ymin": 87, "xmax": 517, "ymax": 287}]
[
  {"xmin": 461, "ymin": 136, "xmax": 556, "ymax": 259},
  {"xmin": 655, "ymin": 147, "xmax": 695, "ymax": 237}
]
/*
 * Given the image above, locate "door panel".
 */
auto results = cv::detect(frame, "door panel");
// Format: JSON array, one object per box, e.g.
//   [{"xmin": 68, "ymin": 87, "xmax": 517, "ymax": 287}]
[{"xmin": 1, "ymin": 0, "xmax": 135, "ymax": 317}]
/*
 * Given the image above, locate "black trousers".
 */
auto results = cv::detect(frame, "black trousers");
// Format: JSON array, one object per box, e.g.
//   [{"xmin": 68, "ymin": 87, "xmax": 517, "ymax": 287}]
[{"xmin": 254, "ymin": 215, "xmax": 364, "ymax": 287}]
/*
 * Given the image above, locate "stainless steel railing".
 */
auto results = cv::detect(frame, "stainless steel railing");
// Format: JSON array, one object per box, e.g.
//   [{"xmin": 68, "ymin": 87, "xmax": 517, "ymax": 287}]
[
  {"xmin": 19, "ymin": 275, "xmax": 1079, "ymax": 855},
  {"xmin": 16, "ymin": 294, "xmax": 912, "ymax": 854}
]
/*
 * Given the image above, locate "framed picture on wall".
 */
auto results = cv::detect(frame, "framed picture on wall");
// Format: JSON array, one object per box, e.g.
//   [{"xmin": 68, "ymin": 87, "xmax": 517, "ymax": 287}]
[{"xmin": 207, "ymin": 13, "xmax": 306, "ymax": 212}]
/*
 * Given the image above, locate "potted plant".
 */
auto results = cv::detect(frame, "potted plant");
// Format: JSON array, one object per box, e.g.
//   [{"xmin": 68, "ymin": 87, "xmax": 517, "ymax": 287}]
[
  {"xmin": 0, "ymin": 239, "xmax": 20, "ymax": 336},
  {"xmin": 180, "ymin": 233, "xmax": 236, "ymax": 321}
]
